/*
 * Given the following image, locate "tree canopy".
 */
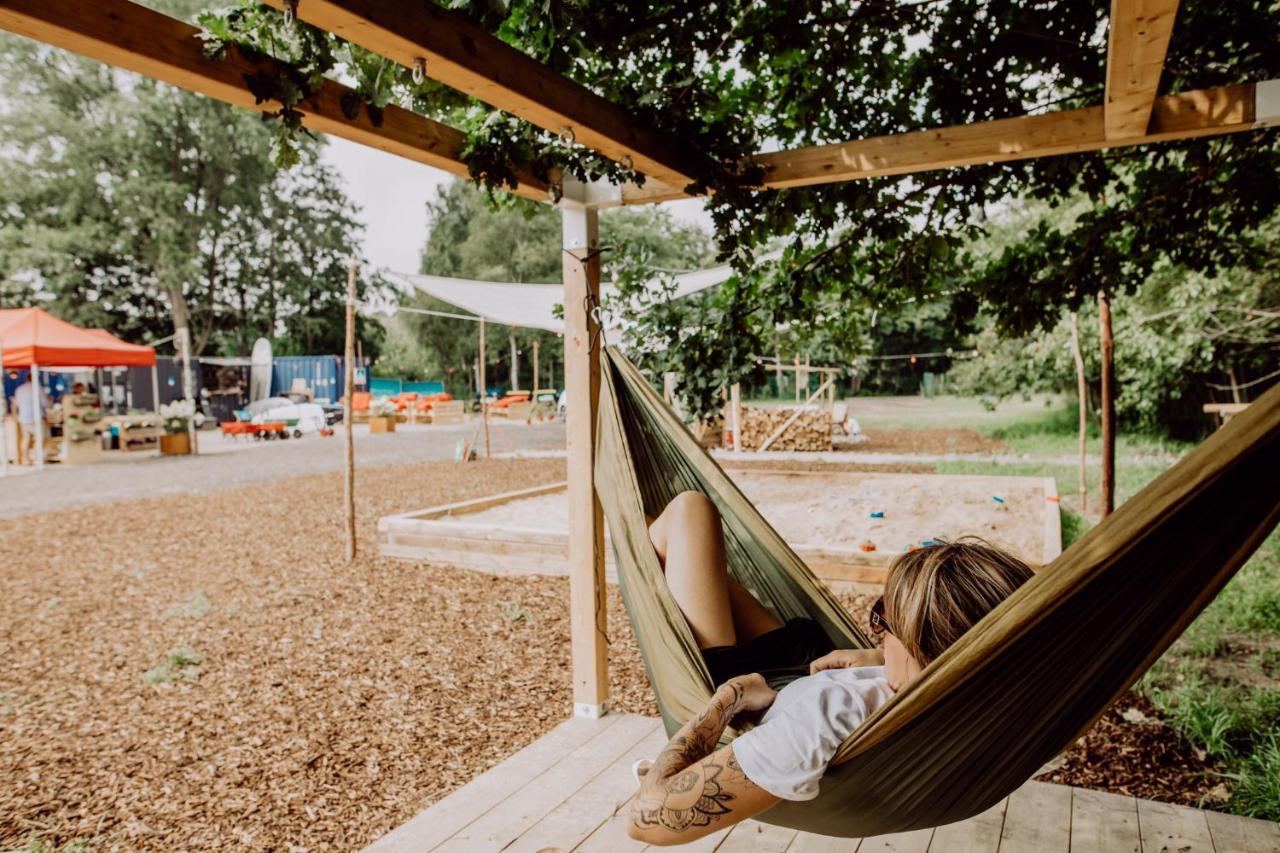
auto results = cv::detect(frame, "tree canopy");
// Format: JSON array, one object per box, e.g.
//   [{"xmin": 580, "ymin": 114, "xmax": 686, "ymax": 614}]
[
  {"xmin": 197, "ymin": 0, "xmax": 1280, "ymax": 414},
  {"xmin": 0, "ymin": 6, "xmax": 385, "ymax": 358}
]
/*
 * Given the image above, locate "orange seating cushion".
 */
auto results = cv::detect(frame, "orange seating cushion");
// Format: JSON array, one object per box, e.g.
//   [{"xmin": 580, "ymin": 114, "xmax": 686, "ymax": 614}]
[{"xmin": 352, "ymin": 392, "xmax": 372, "ymax": 412}]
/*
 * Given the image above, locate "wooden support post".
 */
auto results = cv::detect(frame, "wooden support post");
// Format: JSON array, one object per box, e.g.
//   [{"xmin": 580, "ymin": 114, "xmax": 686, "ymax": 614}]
[
  {"xmin": 532, "ymin": 339, "xmax": 540, "ymax": 398},
  {"xmin": 562, "ymin": 200, "xmax": 607, "ymax": 718},
  {"xmin": 1098, "ymin": 291, "xmax": 1116, "ymax": 517},
  {"xmin": 1070, "ymin": 313, "xmax": 1089, "ymax": 512},
  {"xmin": 343, "ymin": 256, "xmax": 357, "ymax": 563},
  {"xmin": 479, "ymin": 317, "xmax": 490, "ymax": 458},
  {"xmin": 793, "ymin": 355, "xmax": 801, "ymax": 403},
  {"xmin": 730, "ymin": 382, "xmax": 743, "ymax": 454}
]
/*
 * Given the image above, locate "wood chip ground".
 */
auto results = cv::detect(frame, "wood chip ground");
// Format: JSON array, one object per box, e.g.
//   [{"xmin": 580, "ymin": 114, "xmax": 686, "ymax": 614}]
[{"xmin": 0, "ymin": 456, "xmax": 1231, "ymax": 850}]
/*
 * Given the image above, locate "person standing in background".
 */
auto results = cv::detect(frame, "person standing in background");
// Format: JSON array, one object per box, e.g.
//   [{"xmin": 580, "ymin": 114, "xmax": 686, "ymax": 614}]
[{"xmin": 12, "ymin": 373, "xmax": 47, "ymax": 465}]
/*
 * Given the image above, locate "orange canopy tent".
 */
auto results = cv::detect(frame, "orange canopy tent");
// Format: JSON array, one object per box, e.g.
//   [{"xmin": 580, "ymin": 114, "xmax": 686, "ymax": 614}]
[{"xmin": 0, "ymin": 307, "xmax": 156, "ymax": 368}]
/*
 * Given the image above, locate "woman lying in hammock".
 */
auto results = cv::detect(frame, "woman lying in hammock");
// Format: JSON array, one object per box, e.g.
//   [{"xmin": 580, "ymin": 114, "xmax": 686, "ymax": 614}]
[{"xmin": 629, "ymin": 491, "xmax": 1033, "ymax": 846}]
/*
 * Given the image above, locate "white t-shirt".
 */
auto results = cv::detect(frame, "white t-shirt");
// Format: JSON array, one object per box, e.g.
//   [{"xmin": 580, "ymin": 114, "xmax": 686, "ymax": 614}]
[
  {"xmin": 732, "ymin": 665, "xmax": 894, "ymax": 801},
  {"xmin": 13, "ymin": 381, "xmax": 47, "ymax": 426}
]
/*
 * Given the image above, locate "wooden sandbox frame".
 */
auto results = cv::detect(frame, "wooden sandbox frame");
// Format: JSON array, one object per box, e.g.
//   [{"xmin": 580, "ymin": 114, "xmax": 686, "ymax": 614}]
[{"xmin": 378, "ymin": 470, "xmax": 1063, "ymax": 588}]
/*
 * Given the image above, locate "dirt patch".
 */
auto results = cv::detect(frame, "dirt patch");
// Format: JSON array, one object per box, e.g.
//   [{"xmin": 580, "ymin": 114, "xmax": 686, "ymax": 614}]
[
  {"xmin": 860, "ymin": 427, "xmax": 1008, "ymax": 455},
  {"xmin": 1035, "ymin": 692, "xmax": 1230, "ymax": 807}
]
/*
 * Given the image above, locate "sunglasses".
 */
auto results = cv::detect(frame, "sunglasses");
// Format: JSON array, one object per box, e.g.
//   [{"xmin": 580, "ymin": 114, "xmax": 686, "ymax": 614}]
[{"xmin": 869, "ymin": 597, "xmax": 893, "ymax": 636}]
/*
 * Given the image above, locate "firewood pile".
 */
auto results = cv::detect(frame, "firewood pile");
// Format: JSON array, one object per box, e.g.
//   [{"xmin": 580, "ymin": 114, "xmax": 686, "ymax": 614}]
[{"xmin": 737, "ymin": 405, "xmax": 832, "ymax": 451}]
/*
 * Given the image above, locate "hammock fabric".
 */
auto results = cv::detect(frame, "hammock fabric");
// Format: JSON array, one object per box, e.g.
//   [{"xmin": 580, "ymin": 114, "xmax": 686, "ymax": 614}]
[{"xmin": 594, "ymin": 346, "xmax": 1280, "ymax": 837}]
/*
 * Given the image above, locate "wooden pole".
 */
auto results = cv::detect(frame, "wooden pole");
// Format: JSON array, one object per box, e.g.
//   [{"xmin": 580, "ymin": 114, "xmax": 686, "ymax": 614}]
[
  {"xmin": 343, "ymin": 254, "xmax": 357, "ymax": 563},
  {"xmin": 730, "ymin": 382, "xmax": 743, "ymax": 454},
  {"xmin": 479, "ymin": 317, "xmax": 490, "ymax": 458},
  {"xmin": 532, "ymin": 339, "xmax": 540, "ymax": 397},
  {"xmin": 793, "ymin": 355, "xmax": 801, "ymax": 403},
  {"xmin": 1098, "ymin": 291, "xmax": 1116, "ymax": 517},
  {"xmin": 1070, "ymin": 313, "xmax": 1089, "ymax": 512},
  {"xmin": 563, "ymin": 201, "xmax": 607, "ymax": 718}
]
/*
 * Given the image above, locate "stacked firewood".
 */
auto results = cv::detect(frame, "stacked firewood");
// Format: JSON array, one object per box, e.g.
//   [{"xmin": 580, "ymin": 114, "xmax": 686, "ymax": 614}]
[{"xmin": 737, "ymin": 405, "xmax": 832, "ymax": 451}]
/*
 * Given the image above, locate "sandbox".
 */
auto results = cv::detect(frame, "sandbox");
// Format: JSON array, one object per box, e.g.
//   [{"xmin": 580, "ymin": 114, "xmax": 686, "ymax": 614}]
[{"xmin": 379, "ymin": 469, "xmax": 1061, "ymax": 587}]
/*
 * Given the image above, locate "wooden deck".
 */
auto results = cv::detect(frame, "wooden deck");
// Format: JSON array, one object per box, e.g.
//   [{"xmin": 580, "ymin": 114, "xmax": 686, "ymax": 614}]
[{"xmin": 364, "ymin": 713, "xmax": 1280, "ymax": 853}]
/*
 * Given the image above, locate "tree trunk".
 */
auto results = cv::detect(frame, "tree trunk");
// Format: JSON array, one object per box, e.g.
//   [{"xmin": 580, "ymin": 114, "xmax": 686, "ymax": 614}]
[
  {"xmin": 1070, "ymin": 313, "xmax": 1088, "ymax": 512},
  {"xmin": 1098, "ymin": 291, "xmax": 1116, "ymax": 517}
]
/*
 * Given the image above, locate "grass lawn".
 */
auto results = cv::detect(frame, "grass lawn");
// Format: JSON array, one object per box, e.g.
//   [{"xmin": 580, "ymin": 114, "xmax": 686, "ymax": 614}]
[{"xmin": 935, "ymin": 406, "xmax": 1280, "ymax": 820}]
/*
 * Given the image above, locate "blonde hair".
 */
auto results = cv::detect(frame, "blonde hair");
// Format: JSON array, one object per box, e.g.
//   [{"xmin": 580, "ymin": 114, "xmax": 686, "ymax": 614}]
[{"xmin": 883, "ymin": 538, "xmax": 1034, "ymax": 665}]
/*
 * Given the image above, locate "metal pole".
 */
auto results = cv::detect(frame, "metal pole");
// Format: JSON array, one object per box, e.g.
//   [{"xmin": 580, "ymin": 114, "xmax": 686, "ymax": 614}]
[
  {"xmin": 150, "ymin": 365, "xmax": 160, "ymax": 414},
  {"xmin": 32, "ymin": 361, "xmax": 44, "ymax": 469},
  {"xmin": 343, "ymin": 254, "xmax": 357, "ymax": 563},
  {"xmin": 479, "ymin": 317, "xmax": 490, "ymax": 458},
  {"xmin": 0, "ymin": 336, "xmax": 7, "ymax": 477}
]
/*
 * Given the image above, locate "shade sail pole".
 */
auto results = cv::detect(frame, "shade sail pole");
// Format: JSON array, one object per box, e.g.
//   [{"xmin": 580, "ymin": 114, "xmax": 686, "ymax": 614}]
[
  {"xmin": 343, "ymin": 254, "xmax": 357, "ymax": 563},
  {"xmin": 563, "ymin": 199, "xmax": 608, "ymax": 718}
]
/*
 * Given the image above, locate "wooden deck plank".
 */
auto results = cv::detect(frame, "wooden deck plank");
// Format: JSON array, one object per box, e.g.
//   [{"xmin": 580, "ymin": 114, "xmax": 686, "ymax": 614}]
[
  {"xmin": 1000, "ymin": 782, "xmax": 1071, "ymax": 853},
  {"xmin": 507, "ymin": 721, "xmax": 665, "ymax": 853},
  {"xmin": 571, "ymin": 808, "xmax": 648, "ymax": 853},
  {"xmin": 1137, "ymin": 798, "xmax": 1215, "ymax": 853},
  {"xmin": 1205, "ymin": 809, "xmax": 1280, "ymax": 853},
  {"xmin": 858, "ymin": 828, "xmax": 934, "ymax": 853},
  {"xmin": 786, "ymin": 830, "xmax": 860, "ymax": 851},
  {"xmin": 717, "ymin": 820, "xmax": 799, "ymax": 852},
  {"xmin": 927, "ymin": 798, "xmax": 1007, "ymax": 853},
  {"xmin": 366, "ymin": 715, "xmax": 1280, "ymax": 853},
  {"xmin": 1070, "ymin": 787, "xmax": 1141, "ymax": 853},
  {"xmin": 437, "ymin": 714, "xmax": 657, "ymax": 851},
  {"xmin": 364, "ymin": 714, "xmax": 618, "ymax": 852}
]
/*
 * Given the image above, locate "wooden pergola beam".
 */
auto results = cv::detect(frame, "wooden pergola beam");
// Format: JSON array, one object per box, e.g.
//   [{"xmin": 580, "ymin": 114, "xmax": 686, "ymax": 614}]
[
  {"xmin": 0, "ymin": 0, "xmax": 549, "ymax": 200},
  {"xmin": 622, "ymin": 81, "xmax": 1275, "ymax": 201},
  {"xmin": 261, "ymin": 0, "xmax": 701, "ymax": 190},
  {"xmin": 1105, "ymin": 0, "xmax": 1181, "ymax": 139}
]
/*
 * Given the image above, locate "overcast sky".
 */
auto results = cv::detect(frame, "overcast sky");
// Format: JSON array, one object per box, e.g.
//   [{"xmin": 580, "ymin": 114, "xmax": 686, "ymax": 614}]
[{"xmin": 319, "ymin": 137, "xmax": 717, "ymax": 277}]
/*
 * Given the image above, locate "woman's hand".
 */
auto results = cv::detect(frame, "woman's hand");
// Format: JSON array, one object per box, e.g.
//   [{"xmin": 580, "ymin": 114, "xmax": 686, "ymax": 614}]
[
  {"xmin": 719, "ymin": 673, "xmax": 777, "ymax": 713},
  {"xmin": 809, "ymin": 648, "xmax": 885, "ymax": 675}
]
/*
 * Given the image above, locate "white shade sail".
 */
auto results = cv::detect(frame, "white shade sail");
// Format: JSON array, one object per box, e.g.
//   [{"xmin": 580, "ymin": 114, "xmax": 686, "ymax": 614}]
[{"xmin": 387, "ymin": 252, "xmax": 780, "ymax": 334}]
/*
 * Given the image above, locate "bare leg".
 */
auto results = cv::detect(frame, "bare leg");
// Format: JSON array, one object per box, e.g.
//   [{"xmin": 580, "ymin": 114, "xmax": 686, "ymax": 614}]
[{"xmin": 648, "ymin": 492, "xmax": 781, "ymax": 649}]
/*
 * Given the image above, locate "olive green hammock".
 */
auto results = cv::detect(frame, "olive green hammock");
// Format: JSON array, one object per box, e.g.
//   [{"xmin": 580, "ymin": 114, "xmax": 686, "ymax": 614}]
[{"xmin": 594, "ymin": 345, "xmax": 1280, "ymax": 838}]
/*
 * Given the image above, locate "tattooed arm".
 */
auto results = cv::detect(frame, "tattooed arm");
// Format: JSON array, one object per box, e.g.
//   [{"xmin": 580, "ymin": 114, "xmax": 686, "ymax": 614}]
[{"xmin": 628, "ymin": 673, "xmax": 781, "ymax": 845}]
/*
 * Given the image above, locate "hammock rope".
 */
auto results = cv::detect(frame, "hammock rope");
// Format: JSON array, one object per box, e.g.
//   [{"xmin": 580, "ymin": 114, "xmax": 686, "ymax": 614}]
[{"xmin": 594, "ymin": 345, "xmax": 1280, "ymax": 837}]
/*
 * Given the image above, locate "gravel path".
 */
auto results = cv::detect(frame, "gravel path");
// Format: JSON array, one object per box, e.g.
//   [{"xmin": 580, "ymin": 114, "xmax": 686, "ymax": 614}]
[{"xmin": 0, "ymin": 421, "xmax": 565, "ymax": 518}]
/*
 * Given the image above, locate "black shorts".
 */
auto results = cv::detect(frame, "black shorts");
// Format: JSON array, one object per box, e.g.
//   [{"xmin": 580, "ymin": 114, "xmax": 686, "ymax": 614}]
[{"xmin": 701, "ymin": 617, "xmax": 836, "ymax": 690}]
